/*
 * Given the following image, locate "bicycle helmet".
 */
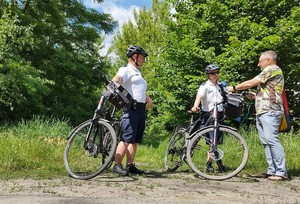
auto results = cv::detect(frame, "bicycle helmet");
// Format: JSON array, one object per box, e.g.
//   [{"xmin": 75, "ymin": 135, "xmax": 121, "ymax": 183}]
[
  {"xmin": 126, "ymin": 45, "xmax": 148, "ymax": 58},
  {"xmin": 204, "ymin": 64, "xmax": 220, "ymax": 73}
]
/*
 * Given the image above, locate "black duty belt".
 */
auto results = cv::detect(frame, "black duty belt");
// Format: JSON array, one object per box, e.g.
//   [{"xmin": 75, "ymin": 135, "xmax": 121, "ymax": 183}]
[{"xmin": 134, "ymin": 102, "xmax": 146, "ymax": 109}]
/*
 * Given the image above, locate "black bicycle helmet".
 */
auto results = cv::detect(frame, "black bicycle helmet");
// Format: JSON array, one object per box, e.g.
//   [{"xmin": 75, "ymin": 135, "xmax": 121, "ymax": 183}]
[
  {"xmin": 126, "ymin": 45, "xmax": 148, "ymax": 58},
  {"xmin": 204, "ymin": 64, "xmax": 220, "ymax": 73}
]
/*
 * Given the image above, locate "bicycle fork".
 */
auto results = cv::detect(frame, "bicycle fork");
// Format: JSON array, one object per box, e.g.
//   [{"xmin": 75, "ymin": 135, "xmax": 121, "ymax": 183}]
[{"xmin": 84, "ymin": 95, "xmax": 106, "ymax": 151}]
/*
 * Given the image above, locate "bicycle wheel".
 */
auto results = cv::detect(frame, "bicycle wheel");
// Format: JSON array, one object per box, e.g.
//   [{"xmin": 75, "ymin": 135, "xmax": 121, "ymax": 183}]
[
  {"xmin": 64, "ymin": 119, "xmax": 117, "ymax": 180},
  {"xmin": 165, "ymin": 128, "xmax": 188, "ymax": 172},
  {"xmin": 186, "ymin": 126, "xmax": 248, "ymax": 180}
]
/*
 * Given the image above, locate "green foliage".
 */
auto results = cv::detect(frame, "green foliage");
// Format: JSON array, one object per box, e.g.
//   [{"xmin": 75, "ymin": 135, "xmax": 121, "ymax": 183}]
[
  {"xmin": 0, "ymin": 9, "xmax": 51, "ymax": 122},
  {"xmin": 9, "ymin": 115, "xmax": 72, "ymax": 139},
  {"xmin": 150, "ymin": 0, "xmax": 300, "ymax": 139},
  {"xmin": 1, "ymin": 0, "xmax": 300, "ymax": 153},
  {"xmin": 0, "ymin": 1, "xmax": 117, "ymax": 124},
  {"xmin": 107, "ymin": 0, "xmax": 300, "ymax": 145}
]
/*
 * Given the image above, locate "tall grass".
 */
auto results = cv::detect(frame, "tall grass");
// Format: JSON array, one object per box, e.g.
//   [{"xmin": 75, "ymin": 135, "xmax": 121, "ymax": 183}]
[
  {"xmin": 0, "ymin": 117, "xmax": 299, "ymax": 179},
  {"xmin": 239, "ymin": 126, "xmax": 300, "ymax": 177},
  {"xmin": 0, "ymin": 116, "xmax": 71, "ymax": 179}
]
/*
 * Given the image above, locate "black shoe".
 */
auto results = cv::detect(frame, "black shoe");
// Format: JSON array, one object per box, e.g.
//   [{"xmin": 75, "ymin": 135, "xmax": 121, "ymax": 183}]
[
  {"xmin": 112, "ymin": 164, "xmax": 128, "ymax": 176},
  {"xmin": 206, "ymin": 162, "xmax": 214, "ymax": 172},
  {"xmin": 216, "ymin": 160, "xmax": 226, "ymax": 172},
  {"xmin": 126, "ymin": 163, "xmax": 145, "ymax": 174}
]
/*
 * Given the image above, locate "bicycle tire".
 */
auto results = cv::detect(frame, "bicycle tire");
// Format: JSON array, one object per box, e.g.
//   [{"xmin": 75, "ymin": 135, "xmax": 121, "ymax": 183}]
[
  {"xmin": 186, "ymin": 126, "xmax": 248, "ymax": 180},
  {"xmin": 64, "ymin": 119, "xmax": 117, "ymax": 180},
  {"xmin": 165, "ymin": 128, "xmax": 188, "ymax": 172}
]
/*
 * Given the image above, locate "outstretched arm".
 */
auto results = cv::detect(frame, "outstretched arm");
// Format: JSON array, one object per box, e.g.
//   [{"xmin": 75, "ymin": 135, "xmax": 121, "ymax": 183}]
[{"xmin": 227, "ymin": 78, "xmax": 261, "ymax": 92}]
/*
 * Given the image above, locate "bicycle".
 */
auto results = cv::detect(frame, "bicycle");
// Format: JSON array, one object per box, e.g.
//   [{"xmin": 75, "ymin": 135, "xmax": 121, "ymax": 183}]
[
  {"xmin": 165, "ymin": 93, "xmax": 249, "ymax": 180},
  {"xmin": 221, "ymin": 82, "xmax": 255, "ymax": 129},
  {"xmin": 63, "ymin": 68, "xmax": 121, "ymax": 180},
  {"xmin": 164, "ymin": 110, "xmax": 212, "ymax": 172},
  {"xmin": 230, "ymin": 92, "xmax": 255, "ymax": 129}
]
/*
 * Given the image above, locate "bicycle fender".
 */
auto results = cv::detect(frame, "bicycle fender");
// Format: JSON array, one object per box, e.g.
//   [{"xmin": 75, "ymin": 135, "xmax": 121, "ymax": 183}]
[{"xmin": 219, "ymin": 124, "xmax": 238, "ymax": 132}]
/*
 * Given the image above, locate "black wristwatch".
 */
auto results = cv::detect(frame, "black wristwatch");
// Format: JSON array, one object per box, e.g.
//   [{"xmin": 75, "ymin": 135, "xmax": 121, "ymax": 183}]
[{"xmin": 233, "ymin": 86, "xmax": 237, "ymax": 92}]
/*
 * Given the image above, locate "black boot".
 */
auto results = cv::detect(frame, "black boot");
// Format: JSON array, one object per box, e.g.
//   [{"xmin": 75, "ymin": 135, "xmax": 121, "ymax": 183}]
[
  {"xmin": 206, "ymin": 161, "xmax": 214, "ymax": 172},
  {"xmin": 216, "ymin": 160, "xmax": 226, "ymax": 172},
  {"xmin": 126, "ymin": 163, "xmax": 145, "ymax": 174}
]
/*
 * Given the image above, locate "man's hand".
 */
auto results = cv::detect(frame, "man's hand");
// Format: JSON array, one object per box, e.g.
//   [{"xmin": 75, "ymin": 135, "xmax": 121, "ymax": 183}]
[
  {"xmin": 227, "ymin": 86, "xmax": 234, "ymax": 92},
  {"xmin": 191, "ymin": 106, "xmax": 200, "ymax": 112}
]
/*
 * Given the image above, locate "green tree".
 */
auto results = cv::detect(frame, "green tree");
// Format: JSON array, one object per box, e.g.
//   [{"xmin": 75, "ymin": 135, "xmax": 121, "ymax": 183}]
[
  {"xmin": 0, "ymin": 0, "xmax": 117, "ymax": 124},
  {"xmin": 0, "ymin": 9, "xmax": 50, "ymax": 122},
  {"xmin": 157, "ymin": 0, "xmax": 300, "ymax": 129}
]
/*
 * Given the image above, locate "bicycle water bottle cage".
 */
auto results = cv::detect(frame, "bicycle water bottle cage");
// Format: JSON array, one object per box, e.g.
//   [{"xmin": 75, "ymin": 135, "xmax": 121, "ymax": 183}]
[{"xmin": 102, "ymin": 81, "xmax": 133, "ymax": 109}]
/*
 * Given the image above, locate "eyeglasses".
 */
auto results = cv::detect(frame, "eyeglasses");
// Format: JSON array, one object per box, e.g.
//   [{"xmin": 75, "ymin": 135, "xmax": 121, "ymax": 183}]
[{"xmin": 208, "ymin": 72, "xmax": 220, "ymax": 75}]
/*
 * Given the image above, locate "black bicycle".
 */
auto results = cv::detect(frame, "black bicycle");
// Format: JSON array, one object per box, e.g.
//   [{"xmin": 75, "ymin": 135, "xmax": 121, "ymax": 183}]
[
  {"xmin": 165, "ymin": 94, "xmax": 249, "ymax": 180},
  {"xmin": 231, "ymin": 92, "xmax": 255, "ymax": 128},
  {"xmin": 164, "ymin": 110, "xmax": 212, "ymax": 172},
  {"xmin": 63, "ymin": 68, "xmax": 120, "ymax": 180}
]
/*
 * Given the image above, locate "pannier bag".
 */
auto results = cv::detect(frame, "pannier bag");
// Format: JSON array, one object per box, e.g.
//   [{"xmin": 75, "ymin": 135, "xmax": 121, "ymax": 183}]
[
  {"xmin": 225, "ymin": 93, "xmax": 244, "ymax": 118},
  {"xmin": 278, "ymin": 89, "xmax": 291, "ymax": 132},
  {"xmin": 102, "ymin": 81, "xmax": 133, "ymax": 109}
]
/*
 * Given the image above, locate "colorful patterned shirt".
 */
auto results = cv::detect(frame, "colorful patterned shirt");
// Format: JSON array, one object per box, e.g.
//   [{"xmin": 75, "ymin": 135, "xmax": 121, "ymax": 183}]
[{"xmin": 254, "ymin": 65, "xmax": 284, "ymax": 115}]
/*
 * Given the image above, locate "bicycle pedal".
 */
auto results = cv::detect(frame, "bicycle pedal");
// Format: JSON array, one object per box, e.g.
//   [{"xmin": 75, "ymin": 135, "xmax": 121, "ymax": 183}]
[{"xmin": 206, "ymin": 165, "xmax": 214, "ymax": 173}]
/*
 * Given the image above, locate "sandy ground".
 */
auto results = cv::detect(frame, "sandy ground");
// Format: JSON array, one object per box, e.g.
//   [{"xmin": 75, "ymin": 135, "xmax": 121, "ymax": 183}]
[{"xmin": 0, "ymin": 171, "xmax": 299, "ymax": 204}]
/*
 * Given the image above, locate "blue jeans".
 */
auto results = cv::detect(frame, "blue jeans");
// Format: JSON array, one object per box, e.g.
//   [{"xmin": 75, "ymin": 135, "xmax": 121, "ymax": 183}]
[{"xmin": 256, "ymin": 111, "xmax": 287, "ymax": 177}]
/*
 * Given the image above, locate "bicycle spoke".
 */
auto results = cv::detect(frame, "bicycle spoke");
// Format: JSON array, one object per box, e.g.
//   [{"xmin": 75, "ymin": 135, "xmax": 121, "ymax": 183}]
[
  {"xmin": 165, "ymin": 128, "xmax": 187, "ymax": 172},
  {"xmin": 64, "ymin": 120, "xmax": 116, "ymax": 180},
  {"xmin": 186, "ymin": 126, "xmax": 248, "ymax": 180}
]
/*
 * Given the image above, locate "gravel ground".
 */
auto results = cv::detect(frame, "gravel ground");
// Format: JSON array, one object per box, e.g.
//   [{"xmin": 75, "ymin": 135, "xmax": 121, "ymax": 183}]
[{"xmin": 1, "ymin": 171, "xmax": 299, "ymax": 204}]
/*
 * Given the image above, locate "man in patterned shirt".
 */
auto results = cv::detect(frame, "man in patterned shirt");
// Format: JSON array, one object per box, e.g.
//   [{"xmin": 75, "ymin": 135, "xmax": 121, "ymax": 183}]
[{"xmin": 227, "ymin": 50, "xmax": 288, "ymax": 181}]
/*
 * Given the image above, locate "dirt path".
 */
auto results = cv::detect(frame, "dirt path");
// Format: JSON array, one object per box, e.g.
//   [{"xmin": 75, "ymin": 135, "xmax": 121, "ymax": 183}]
[{"xmin": 1, "ymin": 172, "xmax": 299, "ymax": 204}]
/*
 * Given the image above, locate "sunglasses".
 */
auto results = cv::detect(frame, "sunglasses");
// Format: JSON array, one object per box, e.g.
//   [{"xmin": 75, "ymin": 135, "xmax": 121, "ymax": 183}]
[{"xmin": 208, "ymin": 72, "xmax": 220, "ymax": 75}]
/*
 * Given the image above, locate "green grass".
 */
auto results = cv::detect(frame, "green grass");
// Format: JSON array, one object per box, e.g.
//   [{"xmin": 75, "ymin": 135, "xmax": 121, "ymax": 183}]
[
  {"xmin": 0, "ymin": 117, "xmax": 299, "ymax": 179},
  {"xmin": 0, "ymin": 116, "xmax": 71, "ymax": 179}
]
